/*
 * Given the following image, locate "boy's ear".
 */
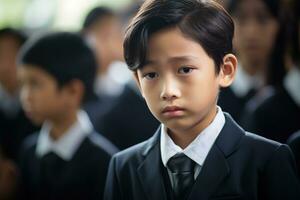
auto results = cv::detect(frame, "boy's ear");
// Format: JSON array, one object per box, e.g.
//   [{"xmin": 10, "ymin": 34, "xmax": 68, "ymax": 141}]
[
  {"xmin": 219, "ymin": 54, "xmax": 237, "ymax": 88},
  {"xmin": 133, "ymin": 72, "xmax": 144, "ymax": 97},
  {"xmin": 63, "ymin": 79, "xmax": 84, "ymax": 103}
]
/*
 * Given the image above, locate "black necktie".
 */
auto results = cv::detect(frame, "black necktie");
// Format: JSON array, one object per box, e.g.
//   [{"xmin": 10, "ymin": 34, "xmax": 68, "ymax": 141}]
[
  {"xmin": 40, "ymin": 152, "xmax": 63, "ymax": 189},
  {"xmin": 167, "ymin": 153, "xmax": 195, "ymax": 200}
]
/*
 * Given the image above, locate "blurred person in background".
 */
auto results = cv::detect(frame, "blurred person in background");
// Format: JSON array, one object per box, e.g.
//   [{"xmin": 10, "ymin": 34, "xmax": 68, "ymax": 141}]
[
  {"xmin": 93, "ymin": 2, "xmax": 160, "ymax": 150},
  {"xmin": 82, "ymin": 6, "xmax": 131, "ymax": 99},
  {"xmin": 218, "ymin": 0, "xmax": 287, "ymax": 123},
  {"xmin": 17, "ymin": 32, "xmax": 117, "ymax": 200},
  {"xmin": 81, "ymin": 6, "xmax": 132, "ymax": 124},
  {"xmin": 0, "ymin": 27, "xmax": 38, "ymax": 200},
  {"xmin": 0, "ymin": 28, "xmax": 38, "ymax": 161},
  {"xmin": 244, "ymin": 0, "xmax": 300, "ymax": 143}
]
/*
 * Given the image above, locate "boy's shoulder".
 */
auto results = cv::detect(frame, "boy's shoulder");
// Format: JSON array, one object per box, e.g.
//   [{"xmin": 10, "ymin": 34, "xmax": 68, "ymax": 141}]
[
  {"xmin": 220, "ymin": 113, "xmax": 283, "ymax": 154},
  {"xmin": 242, "ymin": 131, "xmax": 283, "ymax": 154},
  {"xmin": 21, "ymin": 131, "xmax": 39, "ymax": 152},
  {"xmin": 19, "ymin": 132, "xmax": 39, "ymax": 164},
  {"xmin": 20, "ymin": 130, "xmax": 119, "ymax": 158}
]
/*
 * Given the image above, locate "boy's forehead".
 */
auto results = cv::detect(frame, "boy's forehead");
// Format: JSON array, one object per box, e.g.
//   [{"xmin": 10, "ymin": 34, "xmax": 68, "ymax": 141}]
[
  {"xmin": 18, "ymin": 64, "xmax": 50, "ymax": 79},
  {"xmin": 146, "ymin": 28, "xmax": 208, "ymax": 63}
]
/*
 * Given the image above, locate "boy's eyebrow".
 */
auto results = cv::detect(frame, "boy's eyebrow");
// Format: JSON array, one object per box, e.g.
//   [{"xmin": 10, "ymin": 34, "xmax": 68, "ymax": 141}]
[
  {"xmin": 168, "ymin": 55, "xmax": 199, "ymax": 63},
  {"xmin": 144, "ymin": 59, "xmax": 157, "ymax": 66},
  {"xmin": 145, "ymin": 55, "xmax": 199, "ymax": 66}
]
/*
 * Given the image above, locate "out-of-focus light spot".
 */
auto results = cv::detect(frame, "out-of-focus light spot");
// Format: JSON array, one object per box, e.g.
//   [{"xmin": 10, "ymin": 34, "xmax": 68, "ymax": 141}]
[{"xmin": 23, "ymin": 0, "xmax": 56, "ymax": 29}]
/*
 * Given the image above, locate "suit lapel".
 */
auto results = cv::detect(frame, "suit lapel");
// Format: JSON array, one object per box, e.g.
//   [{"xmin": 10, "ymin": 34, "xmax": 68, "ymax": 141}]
[
  {"xmin": 188, "ymin": 144, "xmax": 229, "ymax": 199},
  {"xmin": 188, "ymin": 113, "xmax": 245, "ymax": 200},
  {"xmin": 137, "ymin": 127, "xmax": 168, "ymax": 200}
]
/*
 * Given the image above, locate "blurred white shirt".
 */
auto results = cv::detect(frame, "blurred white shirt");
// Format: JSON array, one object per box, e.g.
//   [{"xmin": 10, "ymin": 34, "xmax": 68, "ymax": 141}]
[{"xmin": 94, "ymin": 61, "xmax": 132, "ymax": 97}]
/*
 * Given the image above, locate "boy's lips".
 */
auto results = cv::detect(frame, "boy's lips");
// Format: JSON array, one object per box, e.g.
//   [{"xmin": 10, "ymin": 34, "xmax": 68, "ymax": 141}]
[
  {"xmin": 24, "ymin": 108, "xmax": 36, "ymax": 119},
  {"xmin": 161, "ymin": 106, "xmax": 185, "ymax": 117},
  {"xmin": 24, "ymin": 110, "xmax": 33, "ymax": 118}
]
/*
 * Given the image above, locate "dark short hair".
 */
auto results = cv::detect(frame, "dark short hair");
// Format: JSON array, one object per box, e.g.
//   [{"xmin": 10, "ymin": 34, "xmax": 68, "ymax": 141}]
[
  {"xmin": 124, "ymin": 0, "xmax": 234, "ymax": 72},
  {"xmin": 82, "ymin": 6, "xmax": 115, "ymax": 30},
  {"xmin": 0, "ymin": 27, "xmax": 27, "ymax": 46},
  {"xmin": 18, "ymin": 32, "xmax": 97, "ymax": 103}
]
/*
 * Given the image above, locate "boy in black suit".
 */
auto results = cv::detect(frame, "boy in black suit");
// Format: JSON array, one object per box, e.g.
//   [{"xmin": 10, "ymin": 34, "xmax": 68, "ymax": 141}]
[
  {"xmin": 104, "ymin": 0, "xmax": 300, "ymax": 200},
  {"xmin": 17, "ymin": 32, "xmax": 118, "ymax": 200}
]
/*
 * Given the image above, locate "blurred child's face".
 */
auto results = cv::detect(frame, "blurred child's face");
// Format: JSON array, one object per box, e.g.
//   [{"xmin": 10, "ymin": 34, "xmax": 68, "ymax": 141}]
[
  {"xmin": 134, "ymin": 28, "xmax": 233, "ymax": 134},
  {"xmin": 0, "ymin": 36, "xmax": 19, "ymax": 86},
  {"xmin": 90, "ymin": 16, "xmax": 124, "ymax": 66},
  {"xmin": 233, "ymin": 0, "xmax": 279, "ymax": 67},
  {"xmin": 18, "ymin": 65, "xmax": 72, "ymax": 125}
]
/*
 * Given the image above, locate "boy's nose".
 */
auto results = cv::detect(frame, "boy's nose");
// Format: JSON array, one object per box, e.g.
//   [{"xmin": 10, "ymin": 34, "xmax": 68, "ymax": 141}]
[
  {"xmin": 160, "ymin": 79, "xmax": 180, "ymax": 101},
  {"xmin": 20, "ymin": 86, "xmax": 32, "ymax": 107}
]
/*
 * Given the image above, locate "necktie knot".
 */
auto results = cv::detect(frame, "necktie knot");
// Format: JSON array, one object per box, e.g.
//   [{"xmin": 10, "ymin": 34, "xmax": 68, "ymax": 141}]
[{"xmin": 167, "ymin": 153, "xmax": 195, "ymax": 173}]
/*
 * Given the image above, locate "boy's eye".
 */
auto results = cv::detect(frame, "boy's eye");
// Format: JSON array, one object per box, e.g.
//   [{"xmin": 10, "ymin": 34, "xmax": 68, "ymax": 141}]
[
  {"xmin": 144, "ymin": 72, "xmax": 158, "ymax": 80},
  {"xmin": 178, "ymin": 66, "xmax": 194, "ymax": 74}
]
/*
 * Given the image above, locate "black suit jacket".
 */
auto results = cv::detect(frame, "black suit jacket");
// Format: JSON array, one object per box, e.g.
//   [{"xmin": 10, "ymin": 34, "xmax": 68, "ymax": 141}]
[
  {"xmin": 288, "ymin": 130, "xmax": 300, "ymax": 180},
  {"xmin": 19, "ymin": 131, "xmax": 118, "ymax": 200},
  {"xmin": 104, "ymin": 113, "xmax": 300, "ymax": 200},
  {"xmin": 243, "ymin": 87, "xmax": 300, "ymax": 143}
]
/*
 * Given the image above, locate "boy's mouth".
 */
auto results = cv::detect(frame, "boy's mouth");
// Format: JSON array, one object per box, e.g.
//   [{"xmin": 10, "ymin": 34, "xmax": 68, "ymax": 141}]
[{"xmin": 162, "ymin": 106, "xmax": 185, "ymax": 117}]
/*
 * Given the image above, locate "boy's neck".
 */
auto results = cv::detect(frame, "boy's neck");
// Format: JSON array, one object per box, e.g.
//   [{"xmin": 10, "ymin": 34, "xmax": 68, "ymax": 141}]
[
  {"xmin": 49, "ymin": 109, "xmax": 78, "ymax": 141},
  {"xmin": 168, "ymin": 106, "xmax": 218, "ymax": 149}
]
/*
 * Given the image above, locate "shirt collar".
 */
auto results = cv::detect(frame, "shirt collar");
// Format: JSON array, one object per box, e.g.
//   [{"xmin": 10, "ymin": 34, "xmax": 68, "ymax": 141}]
[
  {"xmin": 231, "ymin": 65, "xmax": 263, "ymax": 97},
  {"xmin": 36, "ymin": 110, "xmax": 93, "ymax": 161},
  {"xmin": 160, "ymin": 106, "xmax": 225, "ymax": 167},
  {"xmin": 284, "ymin": 67, "xmax": 300, "ymax": 107}
]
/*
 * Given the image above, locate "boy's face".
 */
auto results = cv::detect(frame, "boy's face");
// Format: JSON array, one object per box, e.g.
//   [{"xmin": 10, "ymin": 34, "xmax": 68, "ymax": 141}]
[
  {"xmin": 134, "ymin": 28, "xmax": 235, "ymax": 134},
  {"xmin": 0, "ymin": 36, "xmax": 20, "ymax": 86},
  {"xmin": 18, "ymin": 65, "xmax": 71, "ymax": 125}
]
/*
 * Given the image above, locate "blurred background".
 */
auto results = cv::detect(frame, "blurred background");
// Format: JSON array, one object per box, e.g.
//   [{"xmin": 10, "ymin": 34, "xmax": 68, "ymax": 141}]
[
  {"xmin": 0, "ymin": 0, "xmax": 299, "ymax": 199},
  {"xmin": 0, "ymin": 0, "xmax": 135, "ymax": 31}
]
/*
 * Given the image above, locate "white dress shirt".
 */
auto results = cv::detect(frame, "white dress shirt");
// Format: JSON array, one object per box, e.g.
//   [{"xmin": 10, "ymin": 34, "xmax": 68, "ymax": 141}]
[
  {"xmin": 160, "ymin": 106, "xmax": 225, "ymax": 185},
  {"xmin": 94, "ymin": 61, "xmax": 132, "ymax": 98},
  {"xmin": 36, "ymin": 110, "xmax": 93, "ymax": 161}
]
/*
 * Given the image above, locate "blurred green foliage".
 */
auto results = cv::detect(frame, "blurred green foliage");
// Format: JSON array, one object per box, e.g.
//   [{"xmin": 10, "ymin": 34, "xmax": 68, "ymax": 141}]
[{"xmin": 0, "ymin": 0, "xmax": 132, "ymax": 30}]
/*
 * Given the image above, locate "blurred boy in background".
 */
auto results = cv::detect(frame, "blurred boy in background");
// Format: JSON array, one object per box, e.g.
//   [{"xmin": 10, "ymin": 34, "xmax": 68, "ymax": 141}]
[
  {"xmin": 17, "ymin": 32, "xmax": 117, "ymax": 200},
  {"xmin": 81, "ymin": 6, "xmax": 132, "ymax": 124}
]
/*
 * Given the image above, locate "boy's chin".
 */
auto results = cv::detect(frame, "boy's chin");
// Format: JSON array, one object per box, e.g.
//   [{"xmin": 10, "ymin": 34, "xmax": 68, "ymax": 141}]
[{"xmin": 25, "ymin": 113, "xmax": 45, "ymax": 126}]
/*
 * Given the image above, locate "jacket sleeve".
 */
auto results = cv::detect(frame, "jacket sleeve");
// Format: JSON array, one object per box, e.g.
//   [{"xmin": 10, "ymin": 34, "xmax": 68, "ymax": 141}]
[
  {"xmin": 103, "ymin": 155, "xmax": 123, "ymax": 200},
  {"xmin": 263, "ymin": 144, "xmax": 300, "ymax": 200}
]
